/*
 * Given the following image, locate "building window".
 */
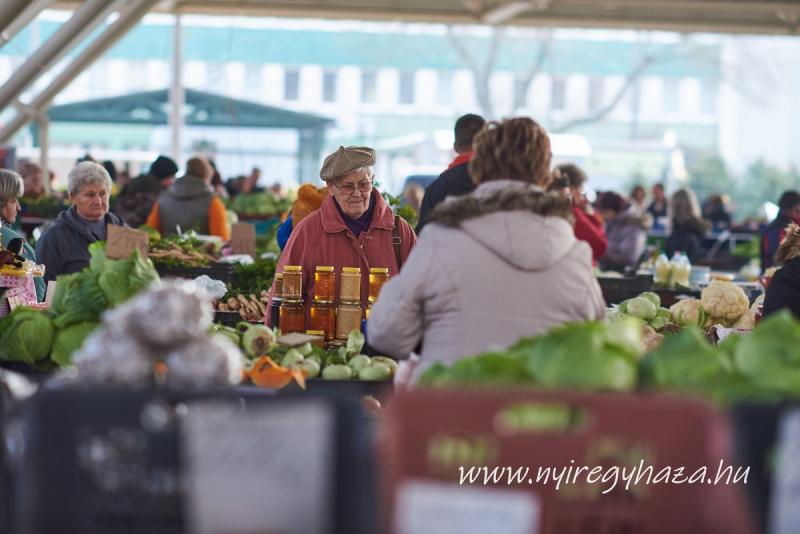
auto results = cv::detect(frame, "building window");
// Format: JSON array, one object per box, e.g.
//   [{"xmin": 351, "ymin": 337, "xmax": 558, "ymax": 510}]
[
  {"xmin": 284, "ymin": 68, "xmax": 300, "ymax": 101},
  {"xmin": 513, "ymin": 77, "xmax": 529, "ymax": 109},
  {"xmin": 322, "ymin": 70, "xmax": 338, "ymax": 103},
  {"xmin": 399, "ymin": 71, "xmax": 415, "ymax": 105},
  {"xmin": 361, "ymin": 69, "xmax": 377, "ymax": 103},
  {"xmin": 551, "ymin": 76, "xmax": 566, "ymax": 112},
  {"xmin": 437, "ymin": 71, "xmax": 452, "ymax": 106},
  {"xmin": 246, "ymin": 65, "xmax": 262, "ymax": 99},
  {"xmin": 588, "ymin": 77, "xmax": 604, "ymax": 111},
  {"xmin": 701, "ymin": 79, "xmax": 718, "ymax": 115},
  {"xmin": 663, "ymin": 78, "xmax": 679, "ymax": 113}
]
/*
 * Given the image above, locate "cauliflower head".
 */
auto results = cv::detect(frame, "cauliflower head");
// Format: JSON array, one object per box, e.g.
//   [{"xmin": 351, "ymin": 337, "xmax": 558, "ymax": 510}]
[
  {"xmin": 731, "ymin": 310, "xmax": 755, "ymax": 330},
  {"xmin": 701, "ymin": 280, "xmax": 749, "ymax": 321},
  {"xmin": 668, "ymin": 298, "xmax": 707, "ymax": 327}
]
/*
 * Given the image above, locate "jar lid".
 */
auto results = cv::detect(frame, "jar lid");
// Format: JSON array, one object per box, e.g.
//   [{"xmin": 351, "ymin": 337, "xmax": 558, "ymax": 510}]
[
  {"xmin": 339, "ymin": 300, "xmax": 362, "ymax": 306},
  {"xmin": 312, "ymin": 299, "xmax": 335, "ymax": 305},
  {"xmin": 315, "ymin": 266, "xmax": 335, "ymax": 272},
  {"xmin": 275, "ymin": 273, "xmax": 284, "ymax": 279},
  {"xmin": 283, "ymin": 265, "xmax": 302, "ymax": 272},
  {"xmin": 281, "ymin": 298, "xmax": 304, "ymax": 304},
  {"xmin": 370, "ymin": 267, "xmax": 389, "ymax": 274},
  {"xmin": 342, "ymin": 267, "xmax": 361, "ymax": 273},
  {"xmin": 306, "ymin": 330, "xmax": 325, "ymax": 336}
]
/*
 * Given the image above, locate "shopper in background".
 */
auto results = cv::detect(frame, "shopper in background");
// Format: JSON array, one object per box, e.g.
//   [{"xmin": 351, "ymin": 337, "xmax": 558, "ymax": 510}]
[
  {"xmin": 36, "ymin": 162, "xmax": 124, "ymax": 282},
  {"xmin": 763, "ymin": 222, "xmax": 800, "ymax": 318},
  {"xmin": 145, "ymin": 156, "xmax": 230, "ymax": 240},
  {"xmin": 369, "ymin": 118, "xmax": 605, "ymax": 383},
  {"xmin": 702, "ymin": 194, "xmax": 732, "ymax": 232},
  {"xmin": 665, "ymin": 188, "xmax": 710, "ymax": 262},
  {"xmin": 629, "ymin": 184, "xmax": 647, "ymax": 215},
  {"xmin": 113, "ymin": 155, "xmax": 178, "ymax": 228},
  {"xmin": 598, "ymin": 191, "xmax": 650, "ymax": 272},
  {"xmin": 0, "ymin": 169, "xmax": 45, "ymax": 300},
  {"xmin": 416, "ymin": 113, "xmax": 485, "ymax": 233},
  {"xmin": 647, "ymin": 183, "xmax": 669, "ymax": 231},
  {"xmin": 552, "ymin": 163, "xmax": 607, "ymax": 265},
  {"xmin": 267, "ymin": 146, "xmax": 416, "ymax": 322},
  {"xmin": 276, "ymin": 183, "xmax": 328, "ymax": 250},
  {"xmin": 761, "ymin": 190, "xmax": 800, "ymax": 271},
  {"xmin": 17, "ymin": 161, "xmax": 47, "ymax": 202}
]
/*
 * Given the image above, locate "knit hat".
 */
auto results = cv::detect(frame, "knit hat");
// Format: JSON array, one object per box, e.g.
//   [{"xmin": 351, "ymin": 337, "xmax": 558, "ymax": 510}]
[
  {"xmin": 291, "ymin": 184, "xmax": 328, "ymax": 225},
  {"xmin": 150, "ymin": 155, "xmax": 178, "ymax": 181},
  {"xmin": 319, "ymin": 146, "xmax": 375, "ymax": 181}
]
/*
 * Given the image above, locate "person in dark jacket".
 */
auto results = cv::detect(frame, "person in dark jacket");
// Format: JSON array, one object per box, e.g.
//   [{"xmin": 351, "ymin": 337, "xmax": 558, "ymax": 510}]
[
  {"xmin": 145, "ymin": 156, "xmax": 230, "ymax": 240},
  {"xmin": 35, "ymin": 162, "xmax": 125, "ymax": 282},
  {"xmin": 415, "ymin": 113, "xmax": 485, "ymax": 233},
  {"xmin": 761, "ymin": 190, "xmax": 800, "ymax": 271},
  {"xmin": 763, "ymin": 222, "xmax": 800, "ymax": 318},
  {"xmin": 113, "ymin": 155, "xmax": 177, "ymax": 228},
  {"xmin": 665, "ymin": 188, "xmax": 710, "ymax": 262}
]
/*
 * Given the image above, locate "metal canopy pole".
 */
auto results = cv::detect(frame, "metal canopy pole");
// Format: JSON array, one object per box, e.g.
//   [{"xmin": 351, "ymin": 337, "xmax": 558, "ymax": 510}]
[
  {"xmin": 0, "ymin": 0, "xmax": 30, "ymax": 35},
  {"xmin": 0, "ymin": 0, "xmax": 114, "ymax": 113},
  {"xmin": 0, "ymin": 0, "xmax": 57, "ymax": 50},
  {"xmin": 37, "ymin": 113, "xmax": 50, "ymax": 193},
  {"xmin": 0, "ymin": 0, "xmax": 160, "ymax": 143},
  {"xmin": 169, "ymin": 10, "xmax": 184, "ymax": 165}
]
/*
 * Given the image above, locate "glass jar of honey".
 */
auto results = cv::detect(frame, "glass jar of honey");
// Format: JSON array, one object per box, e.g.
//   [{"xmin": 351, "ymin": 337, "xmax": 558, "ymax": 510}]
[
  {"xmin": 335, "ymin": 301, "xmax": 362, "ymax": 340},
  {"xmin": 314, "ymin": 266, "xmax": 335, "ymax": 301},
  {"xmin": 270, "ymin": 273, "xmax": 284, "ymax": 328},
  {"xmin": 340, "ymin": 267, "xmax": 361, "ymax": 302},
  {"xmin": 368, "ymin": 267, "xmax": 389, "ymax": 303},
  {"xmin": 282, "ymin": 265, "xmax": 303, "ymax": 300},
  {"xmin": 309, "ymin": 300, "xmax": 336, "ymax": 340},
  {"xmin": 279, "ymin": 299, "xmax": 305, "ymax": 334}
]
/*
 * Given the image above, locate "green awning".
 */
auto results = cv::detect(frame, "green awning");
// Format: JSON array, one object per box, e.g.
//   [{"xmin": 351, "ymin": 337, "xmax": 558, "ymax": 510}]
[{"xmin": 46, "ymin": 88, "xmax": 334, "ymax": 130}]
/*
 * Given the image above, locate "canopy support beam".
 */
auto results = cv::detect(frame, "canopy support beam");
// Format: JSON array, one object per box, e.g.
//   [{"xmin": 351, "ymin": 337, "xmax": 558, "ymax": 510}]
[{"xmin": 0, "ymin": 0, "xmax": 160, "ymax": 143}]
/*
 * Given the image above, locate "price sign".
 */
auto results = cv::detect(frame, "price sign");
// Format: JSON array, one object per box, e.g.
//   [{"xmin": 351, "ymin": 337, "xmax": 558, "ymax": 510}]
[
  {"xmin": 182, "ymin": 399, "xmax": 335, "ymax": 534},
  {"xmin": 230, "ymin": 223, "xmax": 256, "ymax": 258},
  {"xmin": 106, "ymin": 225, "xmax": 149, "ymax": 260}
]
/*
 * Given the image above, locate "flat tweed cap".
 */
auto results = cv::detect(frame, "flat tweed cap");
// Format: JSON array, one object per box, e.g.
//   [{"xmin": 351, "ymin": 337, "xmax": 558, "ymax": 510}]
[{"xmin": 319, "ymin": 146, "xmax": 376, "ymax": 181}]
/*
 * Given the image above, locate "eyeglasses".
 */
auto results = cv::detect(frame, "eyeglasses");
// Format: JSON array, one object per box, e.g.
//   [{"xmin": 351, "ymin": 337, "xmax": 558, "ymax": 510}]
[{"xmin": 333, "ymin": 180, "xmax": 373, "ymax": 196}]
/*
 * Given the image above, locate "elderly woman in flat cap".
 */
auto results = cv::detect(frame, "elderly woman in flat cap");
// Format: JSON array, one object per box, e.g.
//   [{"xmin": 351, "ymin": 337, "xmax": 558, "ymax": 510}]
[{"xmin": 266, "ymin": 146, "xmax": 416, "ymax": 325}]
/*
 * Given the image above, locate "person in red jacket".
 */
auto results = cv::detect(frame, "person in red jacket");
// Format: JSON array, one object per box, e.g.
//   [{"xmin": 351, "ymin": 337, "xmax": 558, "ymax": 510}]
[{"xmin": 551, "ymin": 163, "xmax": 607, "ymax": 264}]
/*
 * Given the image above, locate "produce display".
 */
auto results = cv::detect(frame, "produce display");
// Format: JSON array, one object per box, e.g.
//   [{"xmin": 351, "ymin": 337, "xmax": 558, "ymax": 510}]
[
  {"xmin": 57, "ymin": 280, "xmax": 242, "ymax": 388},
  {"xmin": 0, "ymin": 243, "xmax": 159, "ymax": 368},
  {"xmin": 419, "ymin": 308, "xmax": 800, "ymax": 406},
  {"xmin": 226, "ymin": 191, "xmax": 291, "ymax": 216},
  {"xmin": 610, "ymin": 281, "xmax": 758, "ymax": 331},
  {"xmin": 216, "ymin": 259, "xmax": 277, "ymax": 322},
  {"xmin": 211, "ymin": 324, "xmax": 397, "ymax": 386},
  {"xmin": 148, "ymin": 232, "xmax": 220, "ymax": 269}
]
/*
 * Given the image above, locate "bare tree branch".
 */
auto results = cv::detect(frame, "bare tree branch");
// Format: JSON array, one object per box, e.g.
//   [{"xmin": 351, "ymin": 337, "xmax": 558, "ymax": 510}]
[
  {"xmin": 447, "ymin": 25, "xmax": 504, "ymax": 118},
  {"xmin": 512, "ymin": 28, "xmax": 552, "ymax": 114}
]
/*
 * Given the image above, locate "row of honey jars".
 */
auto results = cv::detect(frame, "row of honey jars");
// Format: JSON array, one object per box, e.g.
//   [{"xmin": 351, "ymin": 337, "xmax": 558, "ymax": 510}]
[{"xmin": 335, "ymin": 267, "xmax": 362, "ymax": 340}]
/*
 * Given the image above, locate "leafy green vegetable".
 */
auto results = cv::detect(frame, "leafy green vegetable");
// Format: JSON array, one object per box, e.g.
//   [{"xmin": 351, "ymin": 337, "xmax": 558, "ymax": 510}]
[
  {"xmin": 0, "ymin": 308, "xmax": 54, "ymax": 364},
  {"xmin": 51, "ymin": 321, "xmax": 99, "ymax": 366},
  {"xmin": 641, "ymin": 326, "xmax": 729, "ymax": 392},
  {"xmin": 733, "ymin": 311, "xmax": 800, "ymax": 395},
  {"xmin": 418, "ymin": 352, "xmax": 533, "ymax": 388},
  {"xmin": 346, "ymin": 330, "xmax": 365, "ymax": 356}
]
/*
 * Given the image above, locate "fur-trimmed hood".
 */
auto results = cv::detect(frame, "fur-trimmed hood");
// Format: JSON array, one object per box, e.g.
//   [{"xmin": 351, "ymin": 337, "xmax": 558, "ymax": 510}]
[
  {"xmin": 428, "ymin": 179, "xmax": 577, "ymax": 271},
  {"xmin": 776, "ymin": 222, "xmax": 800, "ymax": 265}
]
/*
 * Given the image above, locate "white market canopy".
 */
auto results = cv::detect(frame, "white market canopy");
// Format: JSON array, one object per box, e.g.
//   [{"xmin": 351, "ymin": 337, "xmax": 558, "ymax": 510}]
[{"xmin": 56, "ymin": 0, "xmax": 800, "ymax": 35}]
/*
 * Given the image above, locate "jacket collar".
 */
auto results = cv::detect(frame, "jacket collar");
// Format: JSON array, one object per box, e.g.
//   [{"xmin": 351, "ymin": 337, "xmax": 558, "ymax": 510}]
[
  {"xmin": 320, "ymin": 188, "xmax": 394, "ymax": 235},
  {"xmin": 57, "ymin": 205, "xmax": 122, "ymax": 241},
  {"xmin": 447, "ymin": 151, "xmax": 474, "ymax": 170}
]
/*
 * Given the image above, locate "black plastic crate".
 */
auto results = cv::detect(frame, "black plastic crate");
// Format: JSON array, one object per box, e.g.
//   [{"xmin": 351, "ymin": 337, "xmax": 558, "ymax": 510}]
[
  {"xmin": 597, "ymin": 274, "xmax": 653, "ymax": 306},
  {"xmin": 14, "ymin": 387, "xmax": 376, "ymax": 534},
  {"xmin": 155, "ymin": 261, "xmax": 236, "ymax": 285}
]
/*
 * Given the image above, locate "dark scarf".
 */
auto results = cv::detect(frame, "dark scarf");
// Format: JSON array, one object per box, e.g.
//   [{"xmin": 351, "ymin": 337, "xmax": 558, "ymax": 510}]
[{"xmin": 334, "ymin": 196, "xmax": 375, "ymax": 237}]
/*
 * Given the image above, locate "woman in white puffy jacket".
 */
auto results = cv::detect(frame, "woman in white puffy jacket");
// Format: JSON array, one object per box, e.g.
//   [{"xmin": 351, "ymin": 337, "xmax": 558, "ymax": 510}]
[{"xmin": 368, "ymin": 118, "xmax": 606, "ymax": 383}]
